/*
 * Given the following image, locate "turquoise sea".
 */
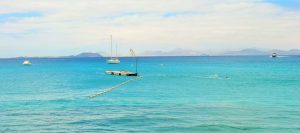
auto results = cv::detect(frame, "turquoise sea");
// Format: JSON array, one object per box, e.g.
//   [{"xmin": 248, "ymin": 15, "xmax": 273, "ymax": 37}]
[{"xmin": 0, "ymin": 56, "xmax": 299, "ymax": 132}]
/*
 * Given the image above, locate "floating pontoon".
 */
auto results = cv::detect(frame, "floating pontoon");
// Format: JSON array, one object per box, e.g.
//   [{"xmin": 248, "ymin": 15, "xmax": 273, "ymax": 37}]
[{"xmin": 105, "ymin": 70, "xmax": 138, "ymax": 76}]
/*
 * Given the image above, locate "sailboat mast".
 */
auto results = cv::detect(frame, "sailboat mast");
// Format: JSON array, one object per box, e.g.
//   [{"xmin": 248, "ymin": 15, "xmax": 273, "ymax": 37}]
[
  {"xmin": 136, "ymin": 56, "xmax": 138, "ymax": 73},
  {"xmin": 130, "ymin": 49, "xmax": 137, "ymax": 73},
  {"xmin": 110, "ymin": 35, "xmax": 113, "ymax": 58},
  {"xmin": 115, "ymin": 43, "xmax": 118, "ymax": 58}
]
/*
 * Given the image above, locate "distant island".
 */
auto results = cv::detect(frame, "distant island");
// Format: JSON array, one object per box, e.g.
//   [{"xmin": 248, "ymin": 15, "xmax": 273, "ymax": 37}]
[
  {"xmin": 14, "ymin": 52, "xmax": 103, "ymax": 59},
  {"xmin": 3, "ymin": 49, "xmax": 300, "ymax": 59},
  {"xmin": 64, "ymin": 52, "xmax": 103, "ymax": 58},
  {"xmin": 141, "ymin": 48, "xmax": 300, "ymax": 56},
  {"xmin": 222, "ymin": 49, "xmax": 300, "ymax": 56}
]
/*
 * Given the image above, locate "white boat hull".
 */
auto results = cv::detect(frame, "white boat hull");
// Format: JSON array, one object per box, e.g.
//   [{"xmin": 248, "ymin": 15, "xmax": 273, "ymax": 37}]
[
  {"xmin": 23, "ymin": 61, "xmax": 32, "ymax": 66},
  {"xmin": 107, "ymin": 58, "xmax": 120, "ymax": 64}
]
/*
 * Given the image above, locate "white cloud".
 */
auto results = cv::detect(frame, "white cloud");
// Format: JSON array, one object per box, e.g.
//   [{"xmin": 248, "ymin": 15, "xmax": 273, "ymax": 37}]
[{"xmin": 0, "ymin": 0, "xmax": 299, "ymax": 57}]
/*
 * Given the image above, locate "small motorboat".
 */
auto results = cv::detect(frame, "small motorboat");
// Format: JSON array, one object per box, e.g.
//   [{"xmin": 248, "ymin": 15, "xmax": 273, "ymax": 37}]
[{"xmin": 23, "ymin": 60, "xmax": 32, "ymax": 66}]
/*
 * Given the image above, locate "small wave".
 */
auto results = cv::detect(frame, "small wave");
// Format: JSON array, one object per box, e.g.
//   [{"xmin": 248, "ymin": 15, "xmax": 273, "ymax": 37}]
[
  {"xmin": 277, "ymin": 56, "xmax": 289, "ymax": 58},
  {"xmin": 269, "ymin": 56, "xmax": 289, "ymax": 58},
  {"xmin": 157, "ymin": 124, "xmax": 264, "ymax": 132},
  {"xmin": 264, "ymin": 115, "xmax": 294, "ymax": 119},
  {"xmin": 158, "ymin": 74, "xmax": 177, "ymax": 77},
  {"xmin": 207, "ymin": 74, "xmax": 220, "ymax": 79},
  {"xmin": 195, "ymin": 124, "xmax": 264, "ymax": 131},
  {"xmin": 192, "ymin": 76, "xmax": 203, "ymax": 78},
  {"xmin": 204, "ymin": 74, "xmax": 231, "ymax": 80}
]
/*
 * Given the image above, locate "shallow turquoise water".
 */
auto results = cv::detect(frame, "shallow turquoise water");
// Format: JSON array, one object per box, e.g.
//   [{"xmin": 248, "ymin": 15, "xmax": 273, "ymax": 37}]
[{"xmin": 0, "ymin": 56, "xmax": 299, "ymax": 132}]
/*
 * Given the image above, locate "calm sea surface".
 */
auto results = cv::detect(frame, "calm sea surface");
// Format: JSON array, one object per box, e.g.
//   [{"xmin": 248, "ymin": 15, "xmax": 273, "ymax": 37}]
[{"xmin": 0, "ymin": 56, "xmax": 299, "ymax": 132}]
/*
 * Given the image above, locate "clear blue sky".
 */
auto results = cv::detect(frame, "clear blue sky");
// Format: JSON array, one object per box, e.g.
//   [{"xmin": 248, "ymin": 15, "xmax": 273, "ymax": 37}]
[{"xmin": 267, "ymin": 0, "xmax": 300, "ymax": 8}]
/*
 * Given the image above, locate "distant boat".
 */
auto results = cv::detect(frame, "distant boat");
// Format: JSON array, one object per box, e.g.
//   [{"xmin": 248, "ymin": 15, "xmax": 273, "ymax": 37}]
[
  {"xmin": 23, "ymin": 60, "xmax": 32, "ymax": 66},
  {"xmin": 271, "ymin": 53, "xmax": 277, "ymax": 58},
  {"xmin": 107, "ymin": 35, "xmax": 120, "ymax": 64},
  {"xmin": 107, "ymin": 57, "xmax": 120, "ymax": 64}
]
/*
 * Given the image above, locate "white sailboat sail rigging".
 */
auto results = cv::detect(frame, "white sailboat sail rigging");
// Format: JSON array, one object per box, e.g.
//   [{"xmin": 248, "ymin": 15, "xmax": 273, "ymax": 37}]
[{"xmin": 107, "ymin": 35, "xmax": 120, "ymax": 64}]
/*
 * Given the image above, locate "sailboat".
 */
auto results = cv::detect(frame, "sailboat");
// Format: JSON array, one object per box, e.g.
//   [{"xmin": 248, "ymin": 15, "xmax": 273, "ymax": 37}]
[{"xmin": 107, "ymin": 35, "xmax": 120, "ymax": 64}]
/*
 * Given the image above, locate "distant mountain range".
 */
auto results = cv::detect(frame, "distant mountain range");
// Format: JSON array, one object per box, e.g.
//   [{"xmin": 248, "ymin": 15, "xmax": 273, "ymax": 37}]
[
  {"xmin": 64, "ymin": 52, "xmax": 103, "ymax": 58},
  {"xmin": 223, "ymin": 49, "xmax": 300, "ymax": 56},
  {"xmin": 6, "ymin": 49, "xmax": 300, "ymax": 59},
  {"xmin": 140, "ymin": 48, "xmax": 300, "ymax": 56},
  {"xmin": 15, "ymin": 52, "xmax": 103, "ymax": 59},
  {"xmin": 141, "ymin": 48, "xmax": 205, "ymax": 56},
  {"xmin": 57, "ymin": 49, "xmax": 300, "ymax": 57}
]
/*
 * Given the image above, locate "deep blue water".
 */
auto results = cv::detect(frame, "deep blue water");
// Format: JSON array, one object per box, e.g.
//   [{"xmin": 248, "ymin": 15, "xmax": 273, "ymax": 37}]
[{"xmin": 0, "ymin": 56, "xmax": 299, "ymax": 132}]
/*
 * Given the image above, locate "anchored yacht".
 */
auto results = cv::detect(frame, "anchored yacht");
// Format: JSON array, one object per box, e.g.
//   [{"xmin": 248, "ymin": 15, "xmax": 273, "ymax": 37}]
[{"xmin": 107, "ymin": 35, "xmax": 120, "ymax": 64}]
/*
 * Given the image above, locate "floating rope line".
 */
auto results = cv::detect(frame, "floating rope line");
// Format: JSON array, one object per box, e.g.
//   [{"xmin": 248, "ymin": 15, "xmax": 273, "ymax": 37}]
[{"xmin": 89, "ymin": 76, "xmax": 143, "ymax": 99}]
